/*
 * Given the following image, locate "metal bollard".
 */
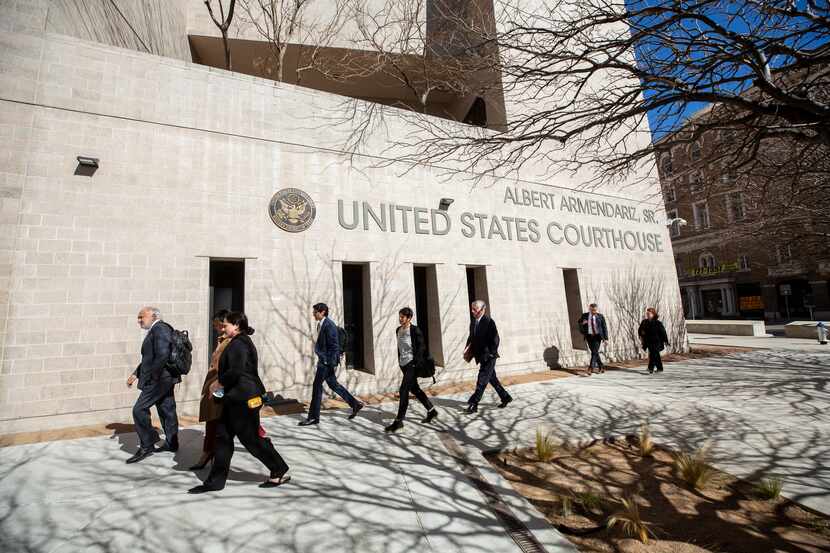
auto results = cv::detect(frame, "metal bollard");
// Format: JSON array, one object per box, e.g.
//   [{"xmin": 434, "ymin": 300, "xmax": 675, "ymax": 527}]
[{"xmin": 818, "ymin": 322, "xmax": 828, "ymax": 345}]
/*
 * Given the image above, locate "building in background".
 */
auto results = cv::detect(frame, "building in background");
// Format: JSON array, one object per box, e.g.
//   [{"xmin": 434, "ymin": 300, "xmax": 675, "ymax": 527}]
[{"xmin": 658, "ymin": 107, "xmax": 830, "ymax": 322}]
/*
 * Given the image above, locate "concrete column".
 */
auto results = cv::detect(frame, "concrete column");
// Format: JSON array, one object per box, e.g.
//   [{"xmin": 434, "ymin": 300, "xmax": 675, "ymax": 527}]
[
  {"xmin": 809, "ymin": 280, "xmax": 829, "ymax": 319},
  {"xmin": 762, "ymin": 284, "xmax": 780, "ymax": 321}
]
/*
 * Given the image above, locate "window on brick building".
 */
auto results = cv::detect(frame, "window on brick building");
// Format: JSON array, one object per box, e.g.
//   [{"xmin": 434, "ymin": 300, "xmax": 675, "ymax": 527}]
[
  {"xmin": 690, "ymin": 141, "xmax": 702, "ymax": 161},
  {"xmin": 739, "ymin": 255, "xmax": 750, "ymax": 271},
  {"xmin": 690, "ymin": 171, "xmax": 705, "ymax": 195},
  {"xmin": 661, "ymin": 155, "xmax": 673, "ymax": 177},
  {"xmin": 776, "ymin": 244, "xmax": 793, "ymax": 264},
  {"xmin": 699, "ymin": 252, "xmax": 716, "ymax": 270},
  {"xmin": 727, "ymin": 192, "xmax": 745, "ymax": 221},
  {"xmin": 692, "ymin": 201, "xmax": 710, "ymax": 229},
  {"xmin": 667, "ymin": 209, "xmax": 681, "ymax": 237},
  {"xmin": 664, "ymin": 184, "xmax": 676, "ymax": 203}
]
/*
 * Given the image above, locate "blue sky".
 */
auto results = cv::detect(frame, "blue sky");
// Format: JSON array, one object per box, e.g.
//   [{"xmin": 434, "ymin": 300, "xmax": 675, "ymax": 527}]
[{"xmin": 626, "ymin": 1, "xmax": 829, "ymax": 140}]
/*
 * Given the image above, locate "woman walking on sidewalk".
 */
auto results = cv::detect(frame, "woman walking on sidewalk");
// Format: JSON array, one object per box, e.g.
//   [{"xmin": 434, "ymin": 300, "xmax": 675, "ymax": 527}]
[
  {"xmin": 188, "ymin": 311, "xmax": 290, "ymax": 493},
  {"xmin": 638, "ymin": 307, "xmax": 669, "ymax": 374}
]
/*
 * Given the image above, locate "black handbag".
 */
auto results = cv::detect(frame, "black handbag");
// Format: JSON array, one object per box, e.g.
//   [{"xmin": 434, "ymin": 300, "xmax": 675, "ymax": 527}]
[{"xmin": 417, "ymin": 356, "xmax": 436, "ymax": 382}]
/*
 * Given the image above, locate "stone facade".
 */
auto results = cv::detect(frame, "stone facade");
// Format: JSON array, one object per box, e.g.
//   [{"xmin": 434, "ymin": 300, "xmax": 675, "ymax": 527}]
[{"xmin": 0, "ymin": 1, "xmax": 678, "ymax": 434}]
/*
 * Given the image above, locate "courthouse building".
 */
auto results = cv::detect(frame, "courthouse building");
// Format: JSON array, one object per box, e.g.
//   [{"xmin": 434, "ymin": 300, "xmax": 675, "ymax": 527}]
[{"xmin": 0, "ymin": 1, "xmax": 678, "ymax": 434}]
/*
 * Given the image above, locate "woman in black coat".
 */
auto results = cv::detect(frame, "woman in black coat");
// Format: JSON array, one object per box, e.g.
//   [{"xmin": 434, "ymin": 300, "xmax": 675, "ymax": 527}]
[
  {"xmin": 188, "ymin": 311, "xmax": 290, "ymax": 493},
  {"xmin": 638, "ymin": 307, "xmax": 670, "ymax": 374}
]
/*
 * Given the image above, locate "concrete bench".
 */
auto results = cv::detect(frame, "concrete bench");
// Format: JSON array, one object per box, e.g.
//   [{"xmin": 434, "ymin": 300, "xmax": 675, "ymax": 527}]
[
  {"xmin": 784, "ymin": 321, "xmax": 827, "ymax": 339},
  {"xmin": 686, "ymin": 319, "xmax": 767, "ymax": 336}
]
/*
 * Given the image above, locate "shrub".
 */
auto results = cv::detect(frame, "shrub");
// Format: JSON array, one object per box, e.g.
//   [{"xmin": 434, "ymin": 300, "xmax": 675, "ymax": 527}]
[
  {"xmin": 535, "ymin": 427, "xmax": 556, "ymax": 462},
  {"xmin": 607, "ymin": 495, "xmax": 652, "ymax": 544},
  {"xmin": 675, "ymin": 443, "xmax": 715, "ymax": 490},
  {"xmin": 638, "ymin": 424, "xmax": 654, "ymax": 457},
  {"xmin": 574, "ymin": 491, "xmax": 605, "ymax": 514},
  {"xmin": 754, "ymin": 477, "xmax": 783, "ymax": 500}
]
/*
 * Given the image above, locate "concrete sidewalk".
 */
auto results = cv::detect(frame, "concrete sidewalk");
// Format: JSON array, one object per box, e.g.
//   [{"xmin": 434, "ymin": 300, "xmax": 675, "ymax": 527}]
[
  {"xmin": 2, "ymin": 349, "xmax": 829, "ymax": 553},
  {"xmin": 689, "ymin": 332, "xmax": 829, "ymax": 351}
]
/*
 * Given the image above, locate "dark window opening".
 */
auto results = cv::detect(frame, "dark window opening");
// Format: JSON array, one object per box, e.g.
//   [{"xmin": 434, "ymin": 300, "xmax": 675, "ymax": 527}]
[
  {"xmin": 562, "ymin": 268, "xmax": 585, "ymax": 350},
  {"xmin": 209, "ymin": 259, "xmax": 245, "ymax": 354},
  {"xmin": 465, "ymin": 266, "xmax": 491, "ymax": 319},
  {"xmin": 413, "ymin": 265, "xmax": 444, "ymax": 367},
  {"xmin": 463, "ymin": 97, "xmax": 488, "ymax": 127},
  {"xmin": 342, "ymin": 263, "xmax": 375, "ymax": 373}
]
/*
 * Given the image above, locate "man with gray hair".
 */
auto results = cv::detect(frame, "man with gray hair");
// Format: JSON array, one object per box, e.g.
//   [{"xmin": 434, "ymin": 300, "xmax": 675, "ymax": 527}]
[
  {"xmin": 125, "ymin": 306, "xmax": 179, "ymax": 464},
  {"xmin": 463, "ymin": 300, "xmax": 512, "ymax": 414}
]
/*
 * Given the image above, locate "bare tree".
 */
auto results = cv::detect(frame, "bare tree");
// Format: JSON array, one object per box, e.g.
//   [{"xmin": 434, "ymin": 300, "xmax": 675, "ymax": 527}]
[
  {"xmin": 235, "ymin": 0, "xmax": 350, "ymax": 83},
  {"xmin": 322, "ymin": 1, "xmax": 829, "ymax": 239},
  {"xmin": 204, "ymin": 0, "xmax": 237, "ymax": 70}
]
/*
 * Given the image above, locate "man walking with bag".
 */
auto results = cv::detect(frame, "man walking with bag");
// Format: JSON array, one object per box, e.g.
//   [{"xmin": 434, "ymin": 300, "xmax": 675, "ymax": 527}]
[
  {"xmin": 384, "ymin": 307, "xmax": 438, "ymax": 433},
  {"xmin": 126, "ymin": 306, "xmax": 179, "ymax": 464},
  {"xmin": 298, "ymin": 303, "xmax": 363, "ymax": 426}
]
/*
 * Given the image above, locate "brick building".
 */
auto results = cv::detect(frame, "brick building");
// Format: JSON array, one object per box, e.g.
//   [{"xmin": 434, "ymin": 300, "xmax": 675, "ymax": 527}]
[{"xmin": 658, "ymin": 115, "xmax": 830, "ymax": 322}]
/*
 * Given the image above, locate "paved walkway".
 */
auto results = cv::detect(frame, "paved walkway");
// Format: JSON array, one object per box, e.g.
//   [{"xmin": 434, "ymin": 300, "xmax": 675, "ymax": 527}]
[
  {"xmin": 1, "ymin": 350, "xmax": 828, "ymax": 553},
  {"xmin": 689, "ymin": 332, "xmax": 829, "ymax": 351}
]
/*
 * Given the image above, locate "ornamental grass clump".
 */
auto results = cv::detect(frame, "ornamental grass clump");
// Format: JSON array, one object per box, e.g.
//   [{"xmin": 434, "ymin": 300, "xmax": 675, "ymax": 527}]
[
  {"xmin": 574, "ymin": 491, "xmax": 605, "ymax": 515},
  {"xmin": 638, "ymin": 423, "xmax": 655, "ymax": 458},
  {"xmin": 754, "ymin": 477, "xmax": 783, "ymax": 500},
  {"xmin": 607, "ymin": 495, "xmax": 653, "ymax": 544},
  {"xmin": 675, "ymin": 443, "xmax": 715, "ymax": 490},
  {"xmin": 535, "ymin": 427, "xmax": 556, "ymax": 462}
]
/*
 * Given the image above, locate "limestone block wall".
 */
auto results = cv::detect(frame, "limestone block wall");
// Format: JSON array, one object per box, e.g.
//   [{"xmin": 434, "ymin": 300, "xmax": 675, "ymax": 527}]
[
  {"xmin": 45, "ymin": 0, "xmax": 190, "ymax": 61},
  {"xmin": 0, "ymin": 13, "xmax": 680, "ymax": 434}
]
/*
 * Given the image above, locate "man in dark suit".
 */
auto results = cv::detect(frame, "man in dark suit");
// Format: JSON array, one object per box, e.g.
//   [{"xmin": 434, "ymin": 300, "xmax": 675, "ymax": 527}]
[
  {"xmin": 465, "ymin": 300, "xmax": 512, "ymax": 414},
  {"xmin": 298, "ymin": 303, "xmax": 364, "ymax": 426},
  {"xmin": 125, "ymin": 306, "xmax": 179, "ymax": 464},
  {"xmin": 578, "ymin": 303, "xmax": 608, "ymax": 374}
]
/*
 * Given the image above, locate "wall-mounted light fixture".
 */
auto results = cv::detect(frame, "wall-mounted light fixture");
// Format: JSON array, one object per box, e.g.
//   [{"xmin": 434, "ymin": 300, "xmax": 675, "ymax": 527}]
[
  {"xmin": 667, "ymin": 217, "xmax": 687, "ymax": 234},
  {"xmin": 438, "ymin": 198, "xmax": 454, "ymax": 211},
  {"xmin": 75, "ymin": 156, "xmax": 99, "ymax": 177}
]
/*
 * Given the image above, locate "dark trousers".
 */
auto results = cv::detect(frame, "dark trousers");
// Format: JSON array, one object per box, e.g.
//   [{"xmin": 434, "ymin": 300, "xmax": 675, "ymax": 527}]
[
  {"xmin": 468, "ymin": 356, "xmax": 511, "ymax": 407},
  {"xmin": 395, "ymin": 362, "xmax": 434, "ymax": 421},
  {"xmin": 647, "ymin": 346, "xmax": 664, "ymax": 372},
  {"xmin": 203, "ymin": 419, "xmax": 219, "ymax": 453},
  {"xmin": 204, "ymin": 402, "xmax": 289, "ymax": 490},
  {"xmin": 586, "ymin": 335, "xmax": 604, "ymax": 369},
  {"xmin": 132, "ymin": 380, "xmax": 178, "ymax": 450},
  {"xmin": 307, "ymin": 361, "xmax": 358, "ymax": 420}
]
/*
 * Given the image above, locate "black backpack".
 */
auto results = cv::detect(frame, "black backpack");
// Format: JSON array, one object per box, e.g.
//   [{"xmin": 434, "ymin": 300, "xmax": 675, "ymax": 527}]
[
  {"xmin": 336, "ymin": 326, "xmax": 348, "ymax": 357},
  {"xmin": 163, "ymin": 323, "xmax": 193, "ymax": 378},
  {"xmin": 417, "ymin": 355, "xmax": 437, "ymax": 383}
]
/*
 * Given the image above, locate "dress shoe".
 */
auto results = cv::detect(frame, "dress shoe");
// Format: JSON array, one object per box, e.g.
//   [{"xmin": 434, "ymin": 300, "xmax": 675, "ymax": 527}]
[
  {"xmin": 126, "ymin": 448, "xmax": 154, "ymax": 464},
  {"xmin": 498, "ymin": 397, "xmax": 513, "ymax": 409},
  {"xmin": 259, "ymin": 474, "xmax": 291, "ymax": 488},
  {"xmin": 384, "ymin": 419, "xmax": 404, "ymax": 433},
  {"xmin": 298, "ymin": 418, "xmax": 319, "ymax": 427},
  {"xmin": 465, "ymin": 403, "xmax": 478, "ymax": 414},
  {"xmin": 421, "ymin": 409, "xmax": 438, "ymax": 424},
  {"xmin": 348, "ymin": 402, "xmax": 364, "ymax": 420},
  {"xmin": 155, "ymin": 436, "xmax": 179, "ymax": 453},
  {"xmin": 188, "ymin": 454, "xmax": 214, "ymax": 471},
  {"xmin": 187, "ymin": 484, "xmax": 223, "ymax": 494}
]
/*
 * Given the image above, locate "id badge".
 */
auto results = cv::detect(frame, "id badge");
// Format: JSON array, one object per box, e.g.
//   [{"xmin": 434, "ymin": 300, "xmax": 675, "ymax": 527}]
[{"xmin": 247, "ymin": 396, "xmax": 263, "ymax": 409}]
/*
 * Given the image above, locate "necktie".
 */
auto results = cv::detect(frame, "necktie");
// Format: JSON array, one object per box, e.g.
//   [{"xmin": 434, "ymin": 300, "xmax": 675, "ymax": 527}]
[
  {"xmin": 591, "ymin": 315, "xmax": 596, "ymax": 335},
  {"xmin": 474, "ymin": 319, "xmax": 479, "ymax": 335}
]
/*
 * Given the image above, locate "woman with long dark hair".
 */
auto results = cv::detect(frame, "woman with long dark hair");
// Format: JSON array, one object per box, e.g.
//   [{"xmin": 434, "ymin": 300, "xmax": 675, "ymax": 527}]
[
  {"xmin": 188, "ymin": 312, "xmax": 290, "ymax": 493},
  {"xmin": 638, "ymin": 307, "xmax": 670, "ymax": 374}
]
